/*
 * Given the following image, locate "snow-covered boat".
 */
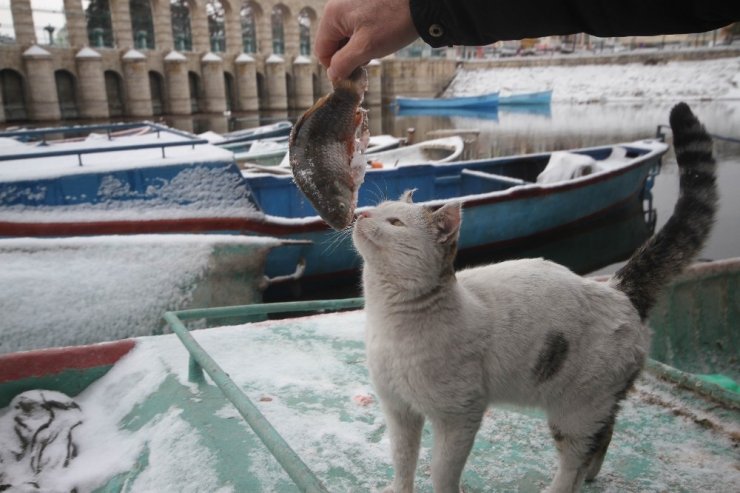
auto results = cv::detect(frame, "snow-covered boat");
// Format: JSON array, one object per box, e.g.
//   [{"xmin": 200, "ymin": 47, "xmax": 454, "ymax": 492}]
[
  {"xmin": 364, "ymin": 136, "xmax": 465, "ymax": 167},
  {"xmin": 0, "ymin": 260, "xmax": 737, "ymax": 491},
  {"xmin": 199, "ymin": 120, "xmax": 293, "ymax": 148},
  {"xmin": 0, "ymin": 122, "xmax": 668, "ymax": 283}
]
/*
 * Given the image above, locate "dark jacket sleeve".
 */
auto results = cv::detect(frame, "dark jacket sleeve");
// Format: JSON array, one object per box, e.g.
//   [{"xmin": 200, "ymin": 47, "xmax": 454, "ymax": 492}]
[{"xmin": 410, "ymin": 0, "xmax": 740, "ymax": 47}]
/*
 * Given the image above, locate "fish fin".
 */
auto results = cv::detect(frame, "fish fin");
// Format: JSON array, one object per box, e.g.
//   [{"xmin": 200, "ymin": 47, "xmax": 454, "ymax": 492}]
[{"xmin": 290, "ymin": 94, "xmax": 332, "ymax": 145}]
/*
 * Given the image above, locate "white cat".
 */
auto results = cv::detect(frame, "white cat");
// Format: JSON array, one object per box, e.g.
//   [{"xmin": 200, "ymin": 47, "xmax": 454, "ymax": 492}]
[{"xmin": 352, "ymin": 103, "xmax": 717, "ymax": 493}]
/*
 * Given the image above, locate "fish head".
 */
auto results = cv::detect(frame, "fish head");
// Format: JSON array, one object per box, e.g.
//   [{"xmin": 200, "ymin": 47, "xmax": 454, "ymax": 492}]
[{"xmin": 318, "ymin": 176, "xmax": 355, "ymax": 230}]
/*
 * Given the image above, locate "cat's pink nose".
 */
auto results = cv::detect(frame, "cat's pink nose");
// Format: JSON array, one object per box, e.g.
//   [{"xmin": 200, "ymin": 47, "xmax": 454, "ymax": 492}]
[{"xmin": 358, "ymin": 210, "xmax": 372, "ymax": 219}]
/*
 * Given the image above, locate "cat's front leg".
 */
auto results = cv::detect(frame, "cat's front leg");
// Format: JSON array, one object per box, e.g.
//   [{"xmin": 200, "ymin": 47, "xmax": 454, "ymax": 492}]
[
  {"xmin": 381, "ymin": 400, "xmax": 424, "ymax": 493},
  {"xmin": 429, "ymin": 411, "xmax": 484, "ymax": 493}
]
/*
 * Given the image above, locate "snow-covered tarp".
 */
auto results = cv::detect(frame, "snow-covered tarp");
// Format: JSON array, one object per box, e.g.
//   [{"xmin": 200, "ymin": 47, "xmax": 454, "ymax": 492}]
[{"xmin": 0, "ymin": 235, "xmax": 280, "ymax": 354}]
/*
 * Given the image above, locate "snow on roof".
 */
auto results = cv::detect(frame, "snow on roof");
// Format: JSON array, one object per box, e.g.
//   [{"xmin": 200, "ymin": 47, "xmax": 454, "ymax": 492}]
[
  {"xmin": 0, "ymin": 131, "xmax": 235, "ymax": 183},
  {"xmin": 164, "ymin": 50, "xmax": 187, "ymax": 62},
  {"xmin": 235, "ymin": 53, "xmax": 255, "ymax": 63},
  {"xmin": 201, "ymin": 52, "xmax": 222, "ymax": 63},
  {"xmin": 293, "ymin": 55, "xmax": 311, "ymax": 65},
  {"xmin": 75, "ymin": 47, "xmax": 102, "ymax": 59},
  {"xmin": 266, "ymin": 54, "xmax": 284, "ymax": 64},
  {"xmin": 122, "ymin": 49, "xmax": 146, "ymax": 61},
  {"xmin": 367, "ymin": 59, "xmax": 381, "ymax": 66},
  {"xmin": 22, "ymin": 45, "xmax": 51, "ymax": 58}
]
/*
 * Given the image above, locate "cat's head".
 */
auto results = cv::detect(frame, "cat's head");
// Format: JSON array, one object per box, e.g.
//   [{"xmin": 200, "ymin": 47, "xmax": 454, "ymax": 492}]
[{"xmin": 353, "ymin": 190, "xmax": 462, "ymax": 288}]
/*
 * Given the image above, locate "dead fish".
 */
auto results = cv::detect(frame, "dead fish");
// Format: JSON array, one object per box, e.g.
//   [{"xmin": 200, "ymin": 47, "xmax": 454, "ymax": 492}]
[{"xmin": 289, "ymin": 67, "xmax": 369, "ymax": 230}]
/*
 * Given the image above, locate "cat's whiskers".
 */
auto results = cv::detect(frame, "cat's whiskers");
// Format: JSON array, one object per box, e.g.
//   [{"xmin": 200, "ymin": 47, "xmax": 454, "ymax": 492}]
[{"xmin": 322, "ymin": 225, "xmax": 354, "ymax": 255}]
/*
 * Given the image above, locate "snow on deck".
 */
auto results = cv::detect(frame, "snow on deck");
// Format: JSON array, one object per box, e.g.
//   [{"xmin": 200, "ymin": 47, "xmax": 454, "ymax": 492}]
[
  {"xmin": 7, "ymin": 310, "xmax": 736, "ymax": 492},
  {"xmin": 449, "ymin": 57, "xmax": 740, "ymax": 103},
  {"xmin": 0, "ymin": 235, "xmax": 280, "ymax": 354},
  {"xmin": 0, "ymin": 131, "xmax": 235, "ymax": 183}
]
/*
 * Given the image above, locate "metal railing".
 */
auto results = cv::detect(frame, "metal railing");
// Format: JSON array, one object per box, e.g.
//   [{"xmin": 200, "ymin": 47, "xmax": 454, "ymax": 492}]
[
  {"xmin": 163, "ymin": 298, "xmax": 364, "ymax": 493},
  {"xmin": 0, "ymin": 122, "xmax": 210, "ymax": 166}
]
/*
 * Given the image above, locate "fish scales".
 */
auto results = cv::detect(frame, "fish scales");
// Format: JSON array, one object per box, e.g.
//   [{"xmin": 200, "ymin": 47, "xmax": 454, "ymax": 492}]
[{"xmin": 289, "ymin": 67, "xmax": 369, "ymax": 230}]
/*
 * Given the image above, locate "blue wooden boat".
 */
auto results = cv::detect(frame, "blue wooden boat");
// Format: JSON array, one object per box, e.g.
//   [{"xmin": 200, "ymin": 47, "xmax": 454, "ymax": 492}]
[
  {"xmin": 0, "ymin": 122, "xmax": 667, "ymax": 283},
  {"xmin": 396, "ymin": 91, "xmax": 499, "ymax": 109},
  {"xmin": 499, "ymin": 89, "xmax": 553, "ymax": 105}
]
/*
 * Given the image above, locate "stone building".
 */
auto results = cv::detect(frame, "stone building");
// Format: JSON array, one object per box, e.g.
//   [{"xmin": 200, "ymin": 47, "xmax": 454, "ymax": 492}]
[{"xmin": 0, "ymin": 0, "xmax": 385, "ymax": 123}]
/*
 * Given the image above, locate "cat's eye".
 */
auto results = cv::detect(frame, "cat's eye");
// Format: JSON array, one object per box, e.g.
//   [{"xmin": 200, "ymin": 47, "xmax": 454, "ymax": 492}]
[{"xmin": 388, "ymin": 218, "xmax": 404, "ymax": 226}]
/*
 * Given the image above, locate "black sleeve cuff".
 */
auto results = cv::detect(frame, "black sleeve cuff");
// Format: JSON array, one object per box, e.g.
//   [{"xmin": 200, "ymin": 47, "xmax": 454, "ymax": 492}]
[{"xmin": 409, "ymin": 0, "xmax": 457, "ymax": 48}]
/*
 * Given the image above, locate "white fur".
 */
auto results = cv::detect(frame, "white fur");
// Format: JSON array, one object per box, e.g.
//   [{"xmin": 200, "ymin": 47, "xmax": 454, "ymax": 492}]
[{"xmin": 353, "ymin": 198, "xmax": 649, "ymax": 493}]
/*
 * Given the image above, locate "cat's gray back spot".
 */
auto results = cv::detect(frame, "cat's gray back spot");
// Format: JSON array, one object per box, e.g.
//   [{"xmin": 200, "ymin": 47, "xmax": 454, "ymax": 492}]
[{"xmin": 532, "ymin": 331, "xmax": 569, "ymax": 383}]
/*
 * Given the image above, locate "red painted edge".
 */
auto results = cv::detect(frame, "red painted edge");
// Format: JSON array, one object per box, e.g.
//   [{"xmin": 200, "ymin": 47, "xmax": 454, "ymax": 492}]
[{"xmin": 0, "ymin": 339, "xmax": 136, "ymax": 383}]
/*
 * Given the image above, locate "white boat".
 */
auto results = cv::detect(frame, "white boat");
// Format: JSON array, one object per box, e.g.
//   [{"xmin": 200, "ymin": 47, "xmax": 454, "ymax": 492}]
[{"xmin": 365, "ymin": 136, "xmax": 465, "ymax": 168}]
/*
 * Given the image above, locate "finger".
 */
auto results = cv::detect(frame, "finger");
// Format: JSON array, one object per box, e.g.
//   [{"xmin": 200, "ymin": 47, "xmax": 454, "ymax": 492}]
[
  {"xmin": 314, "ymin": 6, "xmax": 350, "ymax": 68},
  {"xmin": 328, "ymin": 33, "xmax": 370, "ymax": 81}
]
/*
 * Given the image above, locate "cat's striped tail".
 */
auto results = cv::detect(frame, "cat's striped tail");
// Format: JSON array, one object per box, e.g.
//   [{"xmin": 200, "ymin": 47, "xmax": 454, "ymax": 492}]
[{"xmin": 612, "ymin": 102, "xmax": 718, "ymax": 320}]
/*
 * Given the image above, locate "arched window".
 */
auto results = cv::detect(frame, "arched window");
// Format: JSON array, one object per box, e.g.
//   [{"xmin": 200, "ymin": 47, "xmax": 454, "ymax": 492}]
[
  {"xmin": 31, "ymin": 0, "xmax": 68, "ymax": 46},
  {"xmin": 0, "ymin": 0, "xmax": 15, "ymax": 44},
  {"xmin": 130, "ymin": 0, "xmax": 155, "ymax": 49},
  {"xmin": 271, "ymin": 5, "xmax": 287, "ymax": 55},
  {"xmin": 83, "ymin": 0, "xmax": 114, "ymax": 48},
  {"xmin": 240, "ymin": 2, "xmax": 259, "ymax": 53},
  {"xmin": 104, "ymin": 70, "xmax": 124, "ymax": 116},
  {"xmin": 171, "ymin": 0, "xmax": 192, "ymax": 52},
  {"xmin": 298, "ymin": 8, "xmax": 315, "ymax": 56},
  {"xmin": 188, "ymin": 71, "xmax": 200, "ymax": 113},
  {"xmin": 149, "ymin": 71, "xmax": 165, "ymax": 115},
  {"xmin": 55, "ymin": 70, "xmax": 79, "ymax": 119},
  {"xmin": 1, "ymin": 69, "xmax": 27, "ymax": 121},
  {"xmin": 206, "ymin": 0, "xmax": 226, "ymax": 52}
]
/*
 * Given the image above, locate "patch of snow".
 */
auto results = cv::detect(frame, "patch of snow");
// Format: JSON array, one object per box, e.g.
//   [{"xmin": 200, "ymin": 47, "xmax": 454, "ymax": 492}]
[
  {"xmin": 0, "ymin": 235, "xmax": 278, "ymax": 353},
  {"xmin": 235, "ymin": 53, "xmax": 255, "ymax": 64},
  {"xmin": 448, "ymin": 58, "xmax": 740, "ymax": 103},
  {"xmin": 202, "ymin": 52, "xmax": 222, "ymax": 63},
  {"xmin": 122, "ymin": 49, "xmax": 146, "ymax": 61},
  {"xmin": 198, "ymin": 130, "xmax": 225, "ymax": 143},
  {"xmin": 164, "ymin": 50, "xmax": 187, "ymax": 62},
  {"xmin": 22, "ymin": 45, "xmax": 51, "ymax": 58},
  {"xmin": 293, "ymin": 55, "xmax": 311, "ymax": 65},
  {"xmin": 266, "ymin": 54, "xmax": 284, "ymax": 64},
  {"xmin": 75, "ymin": 47, "xmax": 101, "ymax": 59}
]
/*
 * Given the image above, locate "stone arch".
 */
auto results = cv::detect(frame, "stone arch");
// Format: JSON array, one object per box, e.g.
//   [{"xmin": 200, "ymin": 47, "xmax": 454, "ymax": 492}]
[
  {"xmin": 131, "ymin": 0, "xmax": 156, "ymax": 49},
  {"xmin": 223, "ymin": 71, "xmax": 236, "ymax": 111},
  {"xmin": 297, "ymin": 7, "xmax": 317, "ymax": 56},
  {"xmin": 188, "ymin": 70, "xmax": 201, "ymax": 112},
  {"xmin": 271, "ymin": 4, "xmax": 291, "ymax": 54},
  {"xmin": 1, "ymin": 69, "xmax": 28, "ymax": 121},
  {"xmin": 54, "ymin": 69, "xmax": 79, "ymax": 119},
  {"xmin": 149, "ymin": 70, "xmax": 166, "ymax": 115},
  {"xmin": 104, "ymin": 70, "xmax": 125, "ymax": 117},
  {"xmin": 239, "ymin": 1, "xmax": 262, "ymax": 53},
  {"xmin": 171, "ymin": 0, "xmax": 193, "ymax": 51},
  {"xmin": 83, "ymin": 0, "xmax": 114, "ymax": 48}
]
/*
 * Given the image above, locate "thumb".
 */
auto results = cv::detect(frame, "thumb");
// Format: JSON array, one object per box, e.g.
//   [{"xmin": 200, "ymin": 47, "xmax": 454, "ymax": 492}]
[{"xmin": 328, "ymin": 34, "xmax": 369, "ymax": 81}]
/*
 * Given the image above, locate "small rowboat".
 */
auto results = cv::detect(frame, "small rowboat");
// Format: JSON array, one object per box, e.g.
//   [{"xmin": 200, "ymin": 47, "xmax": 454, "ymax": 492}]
[
  {"xmin": 396, "ymin": 91, "xmax": 499, "ymax": 109},
  {"xmin": 499, "ymin": 89, "xmax": 553, "ymax": 105}
]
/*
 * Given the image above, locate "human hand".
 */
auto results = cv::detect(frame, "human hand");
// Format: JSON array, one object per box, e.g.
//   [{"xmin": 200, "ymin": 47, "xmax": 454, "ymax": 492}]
[{"xmin": 315, "ymin": 0, "xmax": 419, "ymax": 81}]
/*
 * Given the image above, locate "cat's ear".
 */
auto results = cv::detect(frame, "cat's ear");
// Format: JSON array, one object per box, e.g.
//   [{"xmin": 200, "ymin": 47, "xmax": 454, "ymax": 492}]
[
  {"xmin": 432, "ymin": 202, "xmax": 462, "ymax": 243},
  {"xmin": 399, "ymin": 188, "xmax": 417, "ymax": 203}
]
